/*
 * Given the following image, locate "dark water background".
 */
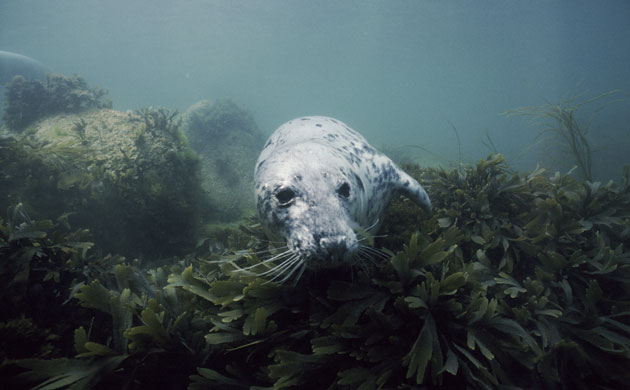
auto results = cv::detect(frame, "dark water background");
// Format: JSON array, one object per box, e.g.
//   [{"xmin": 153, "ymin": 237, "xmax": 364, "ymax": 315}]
[{"xmin": 1, "ymin": 0, "xmax": 629, "ymax": 180}]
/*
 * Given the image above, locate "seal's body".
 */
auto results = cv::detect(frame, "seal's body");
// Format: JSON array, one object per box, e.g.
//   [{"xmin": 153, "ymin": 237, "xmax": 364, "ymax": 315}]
[{"xmin": 254, "ymin": 116, "xmax": 431, "ymax": 271}]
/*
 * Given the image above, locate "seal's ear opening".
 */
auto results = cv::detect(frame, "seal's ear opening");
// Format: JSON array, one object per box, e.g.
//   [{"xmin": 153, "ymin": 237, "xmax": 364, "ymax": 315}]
[{"xmin": 336, "ymin": 182, "xmax": 350, "ymax": 198}]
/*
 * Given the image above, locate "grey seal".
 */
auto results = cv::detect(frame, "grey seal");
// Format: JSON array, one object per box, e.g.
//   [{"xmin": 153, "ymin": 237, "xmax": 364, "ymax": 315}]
[
  {"xmin": 0, "ymin": 51, "xmax": 52, "ymax": 125},
  {"xmin": 254, "ymin": 116, "xmax": 431, "ymax": 280},
  {"xmin": 0, "ymin": 51, "xmax": 51, "ymax": 85}
]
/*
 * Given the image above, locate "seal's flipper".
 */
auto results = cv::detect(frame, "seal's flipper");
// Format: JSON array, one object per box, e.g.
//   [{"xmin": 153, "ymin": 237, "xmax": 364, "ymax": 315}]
[{"xmin": 395, "ymin": 168, "xmax": 432, "ymax": 215}]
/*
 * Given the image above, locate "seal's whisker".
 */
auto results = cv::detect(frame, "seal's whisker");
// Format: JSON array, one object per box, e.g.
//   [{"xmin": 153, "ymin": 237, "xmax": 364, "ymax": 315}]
[
  {"xmin": 358, "ymin": 251, "xmax": 387, "ymax": 264},
  {"xmin": 357, "ymin": 234, "xmax": 388, "ymax": 241},
  {"xmin": 358, "ymin": 245, "xmax": 391, "ymax": 262},
  {"xmin": 358, "ymin": 250, "xmax": 386, "ymax": 265},
  {"xmin": 364, "ymin": 218, "xmax": 380, "ymax": 232},
  {"xmin": 257, "ymin": 249, "xmax": 293, "ymax": 263},
  {"xmin": 352, "ymin": 255, "xmax": 370, "ymax": 274},
  {"xmin": 259, "ymin": 238, "xmax": 287, "ymax": 244},
  {"xmin": 356, "ymin": 251, "xmax": 379, "ymax": 267},
  {"xmin": 359, "ymin": 246, "xmax": 385, "ymax": 257},
  {"xmin": 257, "ymin": 254, "xmax": 300, "ymax": 277},
  {"xmin": 264, "ymin": 256, "xmax": 303, "ymax": 283},
  {"xmin": 292, "ymin": 263, "xmax": 307, "ymax": 285},
  {"xmin": 255, "ymin": 257, "xmax": 299, "ymax": 278},
  {"xmin": 275, "ymin": 259, "xmax": 306, "ymax": 285},
  {"xmin": 239, "ymin": 245, "xmax": 289, "ymax": 256},
  {"xmin": 233, "ymin": 250, "xmax": 293, "ymax": 272},
  {"xmin": 358, "ymin": 245, "xmax": 378, "ymax": 257}
]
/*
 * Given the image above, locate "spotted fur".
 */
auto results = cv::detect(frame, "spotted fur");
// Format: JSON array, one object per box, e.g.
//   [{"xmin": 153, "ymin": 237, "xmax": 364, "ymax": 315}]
[{"xmin": 254, "ymin": 116, "xmax": 431, "ymax": 270}]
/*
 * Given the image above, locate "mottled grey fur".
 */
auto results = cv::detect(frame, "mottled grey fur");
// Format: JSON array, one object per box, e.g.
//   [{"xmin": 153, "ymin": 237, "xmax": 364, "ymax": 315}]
[{"xmin": 255, "ymin": 116, "xmax": 431, "ymax": 270}]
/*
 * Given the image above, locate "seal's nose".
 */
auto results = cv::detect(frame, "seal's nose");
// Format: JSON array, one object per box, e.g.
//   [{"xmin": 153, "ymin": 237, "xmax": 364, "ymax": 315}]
[{"xmin": 319, "ymin": 236, "xmax": 347, "ymax": 259}]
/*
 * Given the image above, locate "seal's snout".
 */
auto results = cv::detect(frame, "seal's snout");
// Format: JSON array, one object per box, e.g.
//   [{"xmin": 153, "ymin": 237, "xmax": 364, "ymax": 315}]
[
  {"xmin": 319, "ymin": 235, "xmax": 348, "ymax": 256},
  {"xmin": 310, "ymin": 233, "xmax": 358, "ymax": 266}
]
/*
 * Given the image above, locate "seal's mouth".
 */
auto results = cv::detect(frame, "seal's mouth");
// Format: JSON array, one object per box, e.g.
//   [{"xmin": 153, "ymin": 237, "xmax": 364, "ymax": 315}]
[
  {"xmin": 297, "ymin": 234, "xmax": 358, "ymax": 269},
  {"xmin": 238, "ymin": 226, "xmax": 387, "ymax": 285}
]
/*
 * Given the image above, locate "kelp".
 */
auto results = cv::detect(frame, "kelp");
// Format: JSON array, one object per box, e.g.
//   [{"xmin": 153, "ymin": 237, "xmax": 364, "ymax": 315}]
[{"xmin": 3, "ymin": 155, "xmax": 630, "ymax": 389}]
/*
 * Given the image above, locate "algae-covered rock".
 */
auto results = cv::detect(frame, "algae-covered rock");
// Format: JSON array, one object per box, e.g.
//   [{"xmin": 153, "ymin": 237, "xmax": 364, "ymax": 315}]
[
  {"xmin": 2, "ymin": 73, "xmax": 111, "ymax": 131},
  {"xmin": 1, "ymin": 107, "xmax": 204, "ymax": 258},
  {"xmin": 182, "ymin": 98, "xmax": 266, "ymax": 221}
]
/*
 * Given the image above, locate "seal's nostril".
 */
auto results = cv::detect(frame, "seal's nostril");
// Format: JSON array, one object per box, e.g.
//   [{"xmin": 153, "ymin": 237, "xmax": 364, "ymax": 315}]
[
  {"xmin": 319, "ymin": 236, "xmax": 340, "ymax": 248},
  {"xmin": 319, "ymin": 236, "xmax": 345, "ymax": 254}
]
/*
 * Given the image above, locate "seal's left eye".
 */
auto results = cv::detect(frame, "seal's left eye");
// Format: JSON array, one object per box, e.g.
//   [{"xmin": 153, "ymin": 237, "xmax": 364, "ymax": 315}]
[
  {"xmin": 337, "ymin": 182, "xmax": 350, "ymax": 198},
  {"xmin": 275, "ymin": 188, "xmax": 295, "ymax": 206}
]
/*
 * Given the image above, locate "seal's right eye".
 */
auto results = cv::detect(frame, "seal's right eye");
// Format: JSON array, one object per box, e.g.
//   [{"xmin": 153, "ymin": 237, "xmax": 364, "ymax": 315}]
[{"xmin": 275, "ymin": 188, "xmax": 295, "ymax": 206}]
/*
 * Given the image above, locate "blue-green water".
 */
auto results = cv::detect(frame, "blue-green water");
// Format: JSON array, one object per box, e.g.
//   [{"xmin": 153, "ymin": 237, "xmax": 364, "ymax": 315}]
[
  {"xmin": 2, "ymin": 3, "xmax": 630, "ymax": 388},
  {"xmin": 1, "ymin": 0, "xmax": 629, "ymax": 179}
]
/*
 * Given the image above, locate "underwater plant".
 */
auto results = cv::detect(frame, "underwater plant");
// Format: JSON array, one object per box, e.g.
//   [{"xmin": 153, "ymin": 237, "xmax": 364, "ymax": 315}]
[
  {"xmin": 72, "ymin": 118, "xmax": 88, "ymax": 145},
  {"xmin": 135, "ymin": 106, "xmax": 183, "ymax": 137},
  {"xmin": 4, "ymin": 155, "xmax": 630, "ymax": 389},
  {"xmin": 504, "ymin": 90, "xmax": 622, "ymax": 182}
]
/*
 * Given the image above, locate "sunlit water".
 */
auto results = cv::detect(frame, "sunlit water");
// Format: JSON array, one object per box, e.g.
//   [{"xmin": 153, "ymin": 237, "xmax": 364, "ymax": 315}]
[{"xmin": 1, "ymin": 0, "xmax": 629, "ymax": 180}]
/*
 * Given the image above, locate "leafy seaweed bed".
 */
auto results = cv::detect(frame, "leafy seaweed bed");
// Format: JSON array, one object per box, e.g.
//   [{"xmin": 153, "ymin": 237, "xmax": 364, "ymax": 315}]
[{"xmin": 1, "ymin": 155, "xmax": 629, "ymax": 390}]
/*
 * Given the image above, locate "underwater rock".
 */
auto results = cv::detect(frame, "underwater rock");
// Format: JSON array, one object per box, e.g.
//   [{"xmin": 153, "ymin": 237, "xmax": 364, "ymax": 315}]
[
  {"xmin": 0, "ymin": 107, "xmax": 204, "ymax": 259},
  {"xmin": 182, "ymin": 98, "xmax": 266, "ymax": 221}
]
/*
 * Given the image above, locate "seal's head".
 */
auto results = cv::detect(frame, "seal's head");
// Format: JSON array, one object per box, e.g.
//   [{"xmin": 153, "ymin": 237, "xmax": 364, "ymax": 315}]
[{"xmin": 255, "ymin": 143, "xmax": 364, "ymax": 270}]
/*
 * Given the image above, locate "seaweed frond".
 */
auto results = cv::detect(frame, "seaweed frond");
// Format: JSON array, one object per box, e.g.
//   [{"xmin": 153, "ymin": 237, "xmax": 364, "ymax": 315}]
[
  {"xmin": 503, "ymin": 90, "xmax": 623, "ymax": 181},
  {"xmin": 135, "ymin": 106, "xmax": 182, "ymax": 137}
]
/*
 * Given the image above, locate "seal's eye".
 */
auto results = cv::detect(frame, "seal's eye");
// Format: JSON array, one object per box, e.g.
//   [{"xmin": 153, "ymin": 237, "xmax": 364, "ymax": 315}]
[
  {"xmin": 275, "ymin": 188, "xmax": 295, "ymax": 206},
  {"xmin": 337, "ymin": 182, "xmax": 350, "ymax": 198}
]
